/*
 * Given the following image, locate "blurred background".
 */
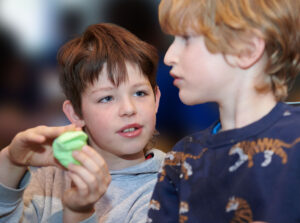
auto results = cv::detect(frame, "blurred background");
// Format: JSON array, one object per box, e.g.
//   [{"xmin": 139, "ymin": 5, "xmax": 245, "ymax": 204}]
[{"xmin": 0, "ymin": 0, "xmax": 299, "ymax": 152}]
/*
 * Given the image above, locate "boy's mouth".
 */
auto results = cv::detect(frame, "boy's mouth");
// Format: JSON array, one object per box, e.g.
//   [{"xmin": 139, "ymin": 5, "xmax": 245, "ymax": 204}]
[
  {"xmin": 170, "ymin": 71, "xmax": 183, "ymax": 80},
  {"xmin": 170, "ymin": 72, "xmax": 178, "ymax": 79},
  {"xmin": 170, "ymin": 72, "xmax": 182, "ymax": 87},
  {"xmin": 122, "ymin": 127, "xmax": 137, "ymax": 133},
  {"xmin": 118, "ymin": 124, "xmax": 143, "ymax": 138}
]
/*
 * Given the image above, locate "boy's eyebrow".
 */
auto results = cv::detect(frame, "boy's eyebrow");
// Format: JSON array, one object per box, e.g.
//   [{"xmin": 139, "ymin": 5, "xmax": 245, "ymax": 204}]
[
  {"xmin": 91, "ymin": 82, "xmax": 151, "ymax": 94},
  {"xmin": 132, "ymin": 82, "xmax": 151, "ymax": 88},
  {"xmin": 91, "ymin": 86, "xmax": 115, "ymax": 93}
]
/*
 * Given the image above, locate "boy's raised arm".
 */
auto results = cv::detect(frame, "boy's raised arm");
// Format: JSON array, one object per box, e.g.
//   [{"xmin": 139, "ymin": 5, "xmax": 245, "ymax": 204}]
[
  {"xmin": 0, "ymin": 125, "xmax": 76, "ymax": 188},
  {"xmin": 0, "ymin": 146, "xmax": 28, "ymax": 189}
]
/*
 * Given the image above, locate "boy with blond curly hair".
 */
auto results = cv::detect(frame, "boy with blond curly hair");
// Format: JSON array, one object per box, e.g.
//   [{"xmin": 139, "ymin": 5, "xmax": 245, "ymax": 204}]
[{"xmin": 148, "ymin": 0, "xmax": 300, "ymax": 222}]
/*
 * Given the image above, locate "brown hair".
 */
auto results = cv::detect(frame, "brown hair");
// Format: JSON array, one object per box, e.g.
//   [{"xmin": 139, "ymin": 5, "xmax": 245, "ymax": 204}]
[
  {"xmin": 58, "ymin": 23, "xmax": 159, "ymax": 116},
  {"xmin": 159, "ymin": 0, "xmax": 300, "ymax": 100}
]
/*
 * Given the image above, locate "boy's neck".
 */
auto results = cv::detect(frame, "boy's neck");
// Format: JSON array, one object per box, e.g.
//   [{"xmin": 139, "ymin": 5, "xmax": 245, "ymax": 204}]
[
  {"xmin": 218, "ymin": 92, "xmax": 276, "ymax": 131},
  {"xmin": 88, "ymin": 143, "xmax": 146, "ymax": 170},
  {"xmin": 103, "ymin": 151, "xmax": 146, "ymax": 171}
]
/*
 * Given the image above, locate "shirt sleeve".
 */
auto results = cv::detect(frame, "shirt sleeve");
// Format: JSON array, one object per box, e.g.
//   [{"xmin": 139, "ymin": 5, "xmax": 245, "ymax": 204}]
[{"xmin": 0, "ymin": 171, "xmax": 32, "ymax": 223}]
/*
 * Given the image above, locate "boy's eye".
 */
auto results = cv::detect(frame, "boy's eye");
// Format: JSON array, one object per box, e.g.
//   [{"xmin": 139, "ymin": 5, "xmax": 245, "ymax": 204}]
[
  {"xmin": 98, "ymin": 96, "xmax": 113, "ymax": 103},
  {"xmin": 182, "ymin": 35, "xmax": 190, "ymax": 41},
  {"xmin": 134, "ymin": 91, "xmax": 147, "ymax": 97},
  {"xmin": 180, "ymin": 35, "xmax": 192, "ymax": 45}
]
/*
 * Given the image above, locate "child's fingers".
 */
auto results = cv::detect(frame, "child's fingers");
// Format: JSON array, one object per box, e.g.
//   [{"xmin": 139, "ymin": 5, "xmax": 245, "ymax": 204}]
[
  {"xmin": 73, "ymin": 149, "xmax": 99, "ymax": 173},
  {"xmin": 72, "ymin": 148, "xmax": 110, "ymax": 190},
  {"xmin": 75, "ymin": 126, "xmax": 82, "ymax": 131},
  {"xmin": 18, "ymin": 131, "xmax": 46, "ymax": 144},
  {"xmin": 82, "ymin": 146, "xmax": 107, "ymax": 170},
  {"xmin": 32, "ymin": 124, "xmax": 76, "ymax": 140},
  {"xmin": 68, "ymin": 172, "xmax": 89, "ymax": 197},
  {"xmin": 68, "ymin": 163, "xmax": 101, "ymax": 194},
  {"xmin": 78, "ymin": 146, "xmax": 110, "ymax": 187}
]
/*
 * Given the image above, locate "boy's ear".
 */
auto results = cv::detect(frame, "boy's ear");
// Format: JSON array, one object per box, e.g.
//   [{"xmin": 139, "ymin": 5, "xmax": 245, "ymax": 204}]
[
  {"xmin": 234, "ymin": 35, "xmax": 266, "ymax": 69},
  {"xmin": 154, "ymin": 86, "xmax": 161, "ymax": 113},
  {"xmin": 62, "ymin": 100, "xmax": 85, "ymax": 127}
]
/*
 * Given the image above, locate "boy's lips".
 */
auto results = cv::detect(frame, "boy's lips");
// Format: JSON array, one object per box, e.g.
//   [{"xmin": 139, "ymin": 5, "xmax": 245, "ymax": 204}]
[
  {"xmin": 170, "ymin": 72, "xmax": 182, "ymax": 87},
  {"xmin": 117, "ymin": 123, "xmax": 143, "ymax": 138}
]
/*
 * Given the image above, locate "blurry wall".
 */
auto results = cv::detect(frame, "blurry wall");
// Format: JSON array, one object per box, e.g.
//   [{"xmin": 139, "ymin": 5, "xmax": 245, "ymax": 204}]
[{"xmin": 0, "ymin": 0, "xmax": 298, "ymax": 151}]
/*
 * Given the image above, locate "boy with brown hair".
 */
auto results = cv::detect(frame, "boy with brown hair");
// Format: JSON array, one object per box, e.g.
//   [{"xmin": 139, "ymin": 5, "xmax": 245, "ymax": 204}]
[
  {"xmin": 0, "ymin": 23, "xmax": 165, "ymax": 223},
  {"xmin": 148, "ymin": 0, "xmax": 300, "ymax": 222}
]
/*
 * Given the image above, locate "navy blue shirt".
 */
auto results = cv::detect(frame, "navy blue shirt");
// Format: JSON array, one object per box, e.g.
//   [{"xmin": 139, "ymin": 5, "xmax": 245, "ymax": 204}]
[{"xmin": 148, "ymin": 102, "xmax": 300, "ymax": 223}]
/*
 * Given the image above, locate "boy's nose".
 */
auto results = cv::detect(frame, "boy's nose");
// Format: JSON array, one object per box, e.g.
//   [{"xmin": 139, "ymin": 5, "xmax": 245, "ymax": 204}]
[
  {"xmin": 119, "ymin": 97, "xmax": 137, "ymax": 117},
  {"xmin": 164, "ymin": 41, "xmax": 178, "ymax": 66}
]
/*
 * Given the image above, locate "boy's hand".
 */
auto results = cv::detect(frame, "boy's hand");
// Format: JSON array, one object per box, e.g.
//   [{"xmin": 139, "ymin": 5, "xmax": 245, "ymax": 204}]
[
  {"xmin": 63, "ymin": 145, "xmax": 111, "ymax": 221},
  {"xmin": 0, "ymin": 125, "xmax": 76, "ymax": 189},
  {"xmin": 7, "ymin": 125, "xmax": 77, "ymax": 167}
]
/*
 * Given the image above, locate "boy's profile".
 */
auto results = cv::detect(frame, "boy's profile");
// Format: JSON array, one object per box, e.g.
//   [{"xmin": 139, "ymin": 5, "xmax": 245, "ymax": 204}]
[
  {"xmin": 0, "ymin": 23, "xmax": 165, "ymax": 223},
  {"xmin": 148, "ymin": 0, "xmax": 300, "ymax": 222}
]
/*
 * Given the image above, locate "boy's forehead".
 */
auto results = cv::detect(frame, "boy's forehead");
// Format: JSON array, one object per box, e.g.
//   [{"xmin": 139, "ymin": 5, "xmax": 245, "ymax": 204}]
[
  {"xmin": 86, "ymin": 63, "xmax": 150, "ymax": 92},
  {"xmin": 98, "ymin": 61, "xmax": 144, "ymax": 81}
]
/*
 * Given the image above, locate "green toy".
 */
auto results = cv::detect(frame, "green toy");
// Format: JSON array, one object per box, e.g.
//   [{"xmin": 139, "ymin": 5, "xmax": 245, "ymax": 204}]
[{"xmin": 53, "ymin": 131, "xmax": 88, "ymax": 168}]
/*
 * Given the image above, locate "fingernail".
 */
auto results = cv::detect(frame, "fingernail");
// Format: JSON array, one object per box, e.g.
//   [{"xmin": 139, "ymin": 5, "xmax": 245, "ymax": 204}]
[{"xmin": 82, "ymin": 145, "xmax": 88, "ymax": 151}]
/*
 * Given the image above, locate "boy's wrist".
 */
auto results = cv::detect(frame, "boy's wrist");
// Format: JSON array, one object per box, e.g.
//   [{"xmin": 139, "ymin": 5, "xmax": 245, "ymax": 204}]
[
  {"xmin": 1, "ymin": 146, "xmax": 25, "ymax": 168},
  {"xmin": 0, "ymin": 146, "xmax": 27, "ymax": 188},
  {"xmin": 63, "ymin": 206, "xmax": 95, "ymax": 223}
]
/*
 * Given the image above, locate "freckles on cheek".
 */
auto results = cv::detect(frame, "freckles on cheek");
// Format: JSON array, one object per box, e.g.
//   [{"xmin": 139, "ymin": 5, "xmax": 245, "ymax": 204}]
[
  {"xmin": 148, "ymin": 111, "xmax": 157, "ymax": 128},
  {"xmin": 84, "ymin": 109, "xmax": 110, "ymax": 126},
  {"xmin": 93, "ymin": 114, "xmax": 110, "ymax": 126}
]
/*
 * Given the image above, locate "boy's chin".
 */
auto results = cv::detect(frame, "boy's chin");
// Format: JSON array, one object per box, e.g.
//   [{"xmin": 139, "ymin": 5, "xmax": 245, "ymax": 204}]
[{"xmin": 179, "ymin": 93, "xmax": 200, "ymax": 106}]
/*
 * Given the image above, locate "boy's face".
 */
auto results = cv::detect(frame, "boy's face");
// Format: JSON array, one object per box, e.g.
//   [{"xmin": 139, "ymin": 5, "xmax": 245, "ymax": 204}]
[
  {"xmin": 78, "ymin": 62, "xmax": 160, "ymax": 158},
  {"xmin": 164, "ymin": 35, "xmax": 237, "ymax": 105}
]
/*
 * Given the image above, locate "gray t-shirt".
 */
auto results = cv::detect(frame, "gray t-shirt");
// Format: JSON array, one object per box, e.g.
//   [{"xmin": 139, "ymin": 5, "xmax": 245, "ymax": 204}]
[{"xmin": 0, "ymin": 149, "xmax": 165, "ymax": 223}]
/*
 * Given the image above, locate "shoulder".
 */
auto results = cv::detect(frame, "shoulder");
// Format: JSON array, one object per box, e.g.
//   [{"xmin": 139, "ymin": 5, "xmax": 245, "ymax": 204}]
[
  {"xmin": 148, "ymin": 148, "xmax": 166, "ymax": 160},
  {"xmin": 172, "ymin": 129, "xmax": 210, "ymax": 153},
  {"xmin": 143, "ymin": 148, "xmax": 166, "ymax": 171},
  {"xmin": 270, "ymin": 103, "xmax": 300, "ymax": 133},
  {"xmin": 278, "ymin": 103, "xmax": 300, "ymax": 122}
]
